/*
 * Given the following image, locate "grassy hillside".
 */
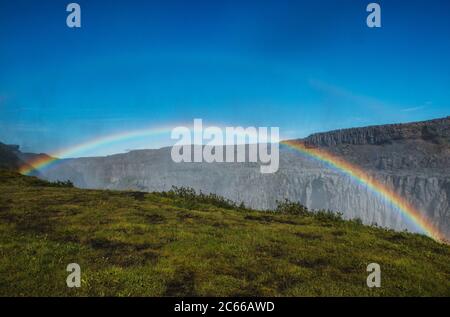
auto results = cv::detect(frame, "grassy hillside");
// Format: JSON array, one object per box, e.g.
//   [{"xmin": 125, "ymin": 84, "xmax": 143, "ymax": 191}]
[{"xmin": 0, "ymin": 170, "xmax": 449, "ymax": 296}]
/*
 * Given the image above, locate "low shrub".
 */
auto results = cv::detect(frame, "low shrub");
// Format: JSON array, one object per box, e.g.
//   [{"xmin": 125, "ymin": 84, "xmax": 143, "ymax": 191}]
[{"xmin": 161, "ymin": 186, "xmax": 244, "ymax": 210}]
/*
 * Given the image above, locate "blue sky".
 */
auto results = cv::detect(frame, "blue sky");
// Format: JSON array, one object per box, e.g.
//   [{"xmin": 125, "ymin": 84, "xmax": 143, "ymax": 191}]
[{"xmin": 0, "ymin": 0, "xmax": 449, "ymax": 156}]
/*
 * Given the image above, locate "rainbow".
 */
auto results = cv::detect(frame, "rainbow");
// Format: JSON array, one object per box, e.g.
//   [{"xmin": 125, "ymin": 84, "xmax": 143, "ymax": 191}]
[
  {"xmin": 281, "ymin": 140, "xmax": 445, "ymax": 242},
  {"xmin": 19, "ymin": 125, "xmax": 175, "ymax": 176},
  {"xmin": 19, "ymin": 128, "xmax": 445, "ymax": 242}
]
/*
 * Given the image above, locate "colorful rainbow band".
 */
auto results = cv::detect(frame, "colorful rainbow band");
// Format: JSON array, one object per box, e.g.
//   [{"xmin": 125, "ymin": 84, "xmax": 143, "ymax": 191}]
[
  {"xmin": 281, "ymin": 140, "xmax": 444, "ymax": 242},
  {"xmin": 19, "ymin": 126, "xmax": 174, "ymax": 176}
]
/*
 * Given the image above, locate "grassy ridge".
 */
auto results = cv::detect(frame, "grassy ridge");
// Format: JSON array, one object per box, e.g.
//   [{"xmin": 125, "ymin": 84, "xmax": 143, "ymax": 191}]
[{"xmin": 0, "ymin": 170, "xmax": 449, "ymax": 296}]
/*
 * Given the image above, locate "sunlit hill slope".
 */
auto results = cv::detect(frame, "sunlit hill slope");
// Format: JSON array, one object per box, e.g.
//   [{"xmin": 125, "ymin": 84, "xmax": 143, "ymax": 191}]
[{"xmin": 0, "ymin": 170, "xmax": 449, "ymax": 296}]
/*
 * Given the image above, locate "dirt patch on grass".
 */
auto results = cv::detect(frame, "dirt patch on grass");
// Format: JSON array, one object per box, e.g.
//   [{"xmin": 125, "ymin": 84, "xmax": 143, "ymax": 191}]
[
  {"xmin": 331, "ymin": 230, "xmax": 346, "ymax": 237},
  {"xmin": 125, "ymin": 191, "xmax": 146, "ymax": 201},
  {"xmin": 0, "ymin": 209, "xmax": 55, "ymax": 234},
  {"xmin": 211, "ymin": 221, "xmax": 229, "ymax": 228},
  {"xmin": 294, "ymin": 231, "xmax": 322, "ymax": 240},
  {"xmin": 244, "ymin": 214, "xmax": 297, "ymax": 225},
  {"xmin": 145, "ymin": 214, "xmax": 166, "ymax": 224},
  {"xmin": 339, "ymin": 265, "xmax": 360, "ymax": 274},
  {"xmin": 176, "ymin": 211, "xmax": 200, "ymax": 220},
  {"xmin": 230, "ymin": 284, "xmax": 264, "ymax": 297},
  {"xmin": 293, "ymin": 257, "xmax": 330, "ymax": 269},
  {"xmin": 255, "ymin": 244, "xmax": 286, "ymax": 258},
  {"xmin": 276, "ymin": 275, "xmax": 305, "ymax": 293},
  {"xmin": 86, "ymin": 237, "xmax": 161, "ymax": 267},
  {"xmin": 164, "ymin": 269, "xmax": 196, "ymax": 296}
]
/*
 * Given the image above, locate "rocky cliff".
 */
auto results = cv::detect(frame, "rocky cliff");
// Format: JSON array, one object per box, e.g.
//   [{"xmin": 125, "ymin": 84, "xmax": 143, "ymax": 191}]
[
  {"xmin": 28, "ymin": 117, "xmax": 450, "ymax": 240},
  {"xmin": 303, "ymin": 116, "xmax": 450, "ymax": 147}
]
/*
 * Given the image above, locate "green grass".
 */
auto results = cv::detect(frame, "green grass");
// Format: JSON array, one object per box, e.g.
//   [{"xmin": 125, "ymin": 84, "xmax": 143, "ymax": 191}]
[{"xmin": 0, "ymin": 170, "xmax": 449, "ymax": 296}]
